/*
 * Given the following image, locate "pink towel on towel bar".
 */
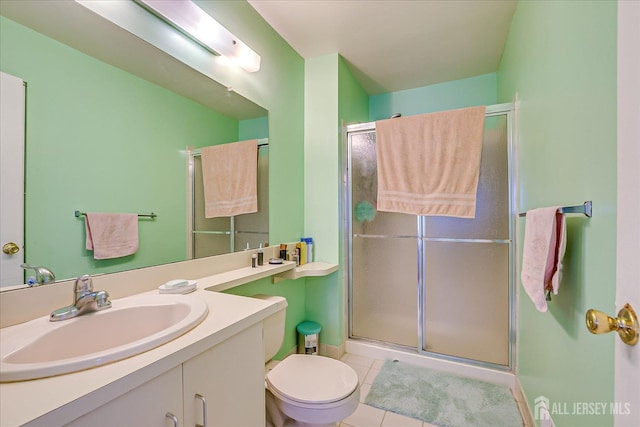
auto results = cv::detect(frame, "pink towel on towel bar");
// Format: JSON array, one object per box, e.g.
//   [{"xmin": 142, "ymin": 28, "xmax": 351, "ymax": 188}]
[
  {"xmin": 201, "ymin": 139, "xmax": 258, "ymax": 218},
  {"xmin": 375, "ymin": 106, "xmax": 486, "ymax": 218},
  {"xmin": 85, "ymin": 213, "xmax": 139, "ymax": 260},
  {"xmin": 520, "ymin": 207, "xmax": 566, "ymax": 312}
]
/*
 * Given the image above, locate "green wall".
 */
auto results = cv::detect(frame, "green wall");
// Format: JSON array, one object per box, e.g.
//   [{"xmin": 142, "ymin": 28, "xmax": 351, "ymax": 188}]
[
  {"xmin": 497, "ymin": 1, "xmax": 617, "ymax": 426},
  {"xmin": 302, "ymin": 54, "xmax": 369, "ymax": 347},
  {"xmin": 184, "ymin": 1, "xmax": 307, "ymax": 357},
  {"xmin": 1, "ymin": 16, "xmax": 239, "ymax": 281},
  {"xmin": 239, "ymin": 116, "xmax": 269, "ymax": 140},
  {"xmin": 369, "ymin": 73, "xmax": 498, "ymax": 121}
]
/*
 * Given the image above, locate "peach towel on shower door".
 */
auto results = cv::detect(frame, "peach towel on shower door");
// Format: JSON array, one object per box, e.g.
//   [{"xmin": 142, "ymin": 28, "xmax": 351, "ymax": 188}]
[
  {"xmin": 201, "ymin": 139, "xmax": 258, "ymax": 218},
  {"xmin": 520, "ymin": 206, "xmax": 567, "ymax": 312},
  {"xmin": 375, "ymin": 106, "xmax": 486, "ymax": 218},
  {"xmin": 85, "ymin": 213, "xmax": 139, "ymax": 260}
]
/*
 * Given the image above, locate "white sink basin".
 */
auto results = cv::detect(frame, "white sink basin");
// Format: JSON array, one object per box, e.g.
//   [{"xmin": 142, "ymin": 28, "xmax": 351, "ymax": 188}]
[{"xmin": 0, "ymin": 293, "xmax": 208, "ymax": 382}]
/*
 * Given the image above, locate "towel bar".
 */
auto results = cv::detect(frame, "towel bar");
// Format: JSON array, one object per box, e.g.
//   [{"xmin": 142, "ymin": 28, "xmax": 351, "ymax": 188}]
[
  {"xmin": 519, "ymin": 201, "xmax": 592, "ymax": 218},
  {"xmin": 74, "ymin": 210, "xmax": 157, "ymax": 219}
]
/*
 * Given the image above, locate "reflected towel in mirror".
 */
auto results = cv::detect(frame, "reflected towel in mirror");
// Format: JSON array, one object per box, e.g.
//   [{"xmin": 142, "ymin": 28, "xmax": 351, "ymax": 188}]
[
  {"xmin": 85, "ymin": 213, "xmax": 139, "ymax": 260},
  {"xmin": 201, "ymin": 139, "xmax": 258, "ymax": 218}
]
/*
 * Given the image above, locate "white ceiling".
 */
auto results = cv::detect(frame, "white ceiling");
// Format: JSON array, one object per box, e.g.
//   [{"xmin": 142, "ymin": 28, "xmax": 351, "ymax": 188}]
[{"xmin": 248, "ymin": 0, "xmax": 517, "ymax": 94}]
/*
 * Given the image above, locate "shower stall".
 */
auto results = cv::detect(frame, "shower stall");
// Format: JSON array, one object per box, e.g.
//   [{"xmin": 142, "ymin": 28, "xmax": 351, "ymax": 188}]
[{"xmin": 344, "ymin": 104, "xmax": 515, "ymax": 369}]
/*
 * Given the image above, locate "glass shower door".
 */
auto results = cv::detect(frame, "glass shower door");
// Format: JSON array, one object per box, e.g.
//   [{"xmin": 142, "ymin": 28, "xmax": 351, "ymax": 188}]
[
  {"xmin": 349, "ymin": 130, "xmax": 418, "ymax": 347},
  {"xmin": 347, "ymin": 109, "xmax": 513, "ymax": 368},
  {"xmin": 420, "ymin": 114, "xmax": 511, "ymax": 366}
]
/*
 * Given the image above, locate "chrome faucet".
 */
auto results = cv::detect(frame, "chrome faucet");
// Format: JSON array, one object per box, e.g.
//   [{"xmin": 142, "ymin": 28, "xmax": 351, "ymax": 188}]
[
  {"xmin": 50, "ymin": 275, "xmax": 112, "ymax": 322},
  {"xmin": 20, "ymin": 263, "xmax": 55, "ymax": 286}
]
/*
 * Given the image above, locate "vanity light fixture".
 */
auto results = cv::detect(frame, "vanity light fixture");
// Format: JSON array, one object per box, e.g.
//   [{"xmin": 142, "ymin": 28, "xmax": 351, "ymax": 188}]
[{"xmin": 133, "ymin": 0, "xmax": 261, "ymax": 72}]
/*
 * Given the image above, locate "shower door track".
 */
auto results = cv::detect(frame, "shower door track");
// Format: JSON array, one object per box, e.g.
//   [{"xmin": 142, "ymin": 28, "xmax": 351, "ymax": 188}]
[{"xmin": 343, "ymin": 102, "xmax": 516, "ymax": 372}]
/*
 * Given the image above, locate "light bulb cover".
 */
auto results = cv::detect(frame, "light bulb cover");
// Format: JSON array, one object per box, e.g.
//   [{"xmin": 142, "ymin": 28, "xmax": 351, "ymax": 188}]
[{"xmin": 134, "ymin": 0, "xmax": 261, "ymax": 72}]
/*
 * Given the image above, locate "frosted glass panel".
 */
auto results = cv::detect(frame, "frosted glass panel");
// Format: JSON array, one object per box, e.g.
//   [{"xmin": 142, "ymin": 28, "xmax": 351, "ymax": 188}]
[
  {"xmin": 423, "ymin": 241, "xmax": 509, "ymax": 365},
  {"xmin": 350, "ymin": 131, "xmax": 417, "ymax": 237},
  {"xmin": 422, "ymin": 115, "xmax": 509, "ymax": 240},
  {"xmin": 352, "ymin": 236, "xmax": 418, "ymax": 347},
  {"xmin": 194, "ymin": 233, "xmax": 230, "ymax": 258}
]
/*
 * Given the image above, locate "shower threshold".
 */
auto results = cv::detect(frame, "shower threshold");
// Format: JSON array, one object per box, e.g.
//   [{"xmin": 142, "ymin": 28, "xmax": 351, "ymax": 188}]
[{"xmin": 345, "ymin": 338, "xmax": 515, "ymax": 388}]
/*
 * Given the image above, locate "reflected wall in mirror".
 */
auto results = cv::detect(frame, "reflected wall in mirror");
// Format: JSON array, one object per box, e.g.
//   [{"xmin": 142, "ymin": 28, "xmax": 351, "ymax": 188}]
[{"xmin": 0, "ymin": 5, "xmax": 268, "ymax": 289}]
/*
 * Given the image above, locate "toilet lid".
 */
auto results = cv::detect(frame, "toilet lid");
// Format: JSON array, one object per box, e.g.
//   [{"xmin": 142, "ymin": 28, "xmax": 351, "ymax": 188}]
[{"xmin": 266, "ymin": 354, "xmax": 358, "ymax": 404}]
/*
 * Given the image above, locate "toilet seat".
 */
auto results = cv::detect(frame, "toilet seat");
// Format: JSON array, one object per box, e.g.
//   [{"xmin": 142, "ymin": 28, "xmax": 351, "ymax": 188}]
[{"xmin": 266, "ymin": 355, "xmax": 358, "ymax": 405}]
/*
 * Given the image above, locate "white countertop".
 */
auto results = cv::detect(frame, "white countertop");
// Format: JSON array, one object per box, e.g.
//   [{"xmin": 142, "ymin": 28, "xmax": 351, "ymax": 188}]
[{"xmin": 0, "ymin": 284, "xmax": 282, "ymax": 427}]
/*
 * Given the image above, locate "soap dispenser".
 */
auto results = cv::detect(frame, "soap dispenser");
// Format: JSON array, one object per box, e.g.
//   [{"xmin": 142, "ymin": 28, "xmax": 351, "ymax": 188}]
[{"xmin": 257, "ymin": 244, "xmax": 264, "ymax": 266}]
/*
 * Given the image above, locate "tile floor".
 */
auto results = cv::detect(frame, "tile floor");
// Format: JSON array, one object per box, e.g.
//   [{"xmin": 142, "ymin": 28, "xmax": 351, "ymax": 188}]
[
  {"xmin": 337, "ymin": 353, "xmax": 439, "ymax": 427},
  {"xmin": 336, "ymin": 353, "xmax": 529, "ymax": 427}
]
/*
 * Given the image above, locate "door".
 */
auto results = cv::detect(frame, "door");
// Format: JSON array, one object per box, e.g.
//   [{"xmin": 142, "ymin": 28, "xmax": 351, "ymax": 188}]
[
  {"xmin": 615, "ymin": 2, "xmax": 639, "ymax": 426},
  {"xmin": 0, "ymin": 72, "xmax": 25, "ymax": 286}
]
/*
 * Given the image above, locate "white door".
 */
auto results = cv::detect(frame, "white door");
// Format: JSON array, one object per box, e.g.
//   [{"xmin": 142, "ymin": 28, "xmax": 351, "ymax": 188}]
[
  {"xmin": 615, "ymin": 2, "xmax": 639, "ymax": 426},
  {"xmin": 0, "ymin": 72, "xmax": 25, "ymax": 286}
]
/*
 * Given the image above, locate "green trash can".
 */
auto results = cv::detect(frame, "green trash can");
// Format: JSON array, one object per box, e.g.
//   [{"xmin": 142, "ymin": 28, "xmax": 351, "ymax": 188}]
[{"xmin": 297, "ymin": 321, "xmax": 321, "ymax": 355}]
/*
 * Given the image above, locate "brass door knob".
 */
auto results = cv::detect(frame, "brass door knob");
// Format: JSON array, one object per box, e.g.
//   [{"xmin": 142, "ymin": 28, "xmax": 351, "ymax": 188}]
[
  {"xmin": 586, "ymin": 303, "xmax": 638, "ymax": 346},
  {"xmin": 2, "ymin": 242, "xmax": 20, "ymax": 255}
]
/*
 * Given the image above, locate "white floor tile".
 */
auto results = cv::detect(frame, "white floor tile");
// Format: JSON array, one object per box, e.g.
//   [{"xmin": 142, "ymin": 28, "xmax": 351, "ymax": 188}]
[
  {"xmin": 380, "ymin": 411, "xmax": 423, "ymax": 427},
  {"xmin": 372, "ymin": 359, "xmax": 386, "ymax": 370},
  {"xmin": 359, "ymin": 383, "xmax": 372, "ymax": 403},
  {"xmin": 344, "ymin": 361, "xmax": 370, "ymax": 385},
  {"xmin": 363, "ymin": 367, "xmax": 380, "ymax": 385},
  {"xmin": 342, "ymin": 403, "xmax": 386, "ymax": 427},
  {"xmin": 345, "ymin": 353, "xmax": 375, "ymax": 368}
]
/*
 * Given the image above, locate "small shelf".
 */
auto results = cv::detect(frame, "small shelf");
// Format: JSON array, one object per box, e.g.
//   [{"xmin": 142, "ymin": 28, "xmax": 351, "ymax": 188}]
[
  {"xmin": 200, "ymin": 262, "xmax": 295, "ymax": 292},
  {"xmin": 272, "ymin": 262, "xmax": 339, "ymax": 283}
]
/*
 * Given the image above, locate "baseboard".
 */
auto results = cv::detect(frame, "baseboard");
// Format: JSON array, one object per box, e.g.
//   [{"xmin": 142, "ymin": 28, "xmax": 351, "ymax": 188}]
[
  {"xmin": 514, "ymin": 376, "xmax": 537, "ymax": 427},
  {"xmin": 320, "ymin": 341, "xmax": 345, "ymax": 359}
]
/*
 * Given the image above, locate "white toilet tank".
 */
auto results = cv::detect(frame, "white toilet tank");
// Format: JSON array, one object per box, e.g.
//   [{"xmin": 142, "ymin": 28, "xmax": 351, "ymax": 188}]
[{"xmin": 251, "ymin": 294, "xmax": 288, "ymax": 362}]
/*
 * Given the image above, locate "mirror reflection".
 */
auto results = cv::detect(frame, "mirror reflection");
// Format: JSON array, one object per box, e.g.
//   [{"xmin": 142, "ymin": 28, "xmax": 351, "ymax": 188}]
[{"xmin": 0, "ymin": 2, "xmax": 268, "ymax": 290}]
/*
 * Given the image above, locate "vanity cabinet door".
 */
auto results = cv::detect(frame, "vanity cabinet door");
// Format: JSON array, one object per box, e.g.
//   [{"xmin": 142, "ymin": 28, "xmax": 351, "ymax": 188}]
[
  {"xmin": 65, "ymin": 365, "xmax": 183, "ymax": 427},
  {"xmin": 183, "ymin": 323, "xmax": 265, "ymax": 427}
]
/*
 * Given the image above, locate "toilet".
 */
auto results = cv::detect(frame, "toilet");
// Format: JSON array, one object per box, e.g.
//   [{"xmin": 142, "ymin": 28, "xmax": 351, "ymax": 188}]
[{"xmin": 253, "ymin": 295, "xmax": 360, "ymax": 427}]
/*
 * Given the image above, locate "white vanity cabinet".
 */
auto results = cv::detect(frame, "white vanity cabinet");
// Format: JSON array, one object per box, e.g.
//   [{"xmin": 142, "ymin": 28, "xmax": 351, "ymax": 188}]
[
  {"xmin": 183, "ymin": 323, "xmax": 265, "ymax": 427},
  {"xmin": 63, "ymin": 323, "xmax": 265, "ymax": 427},
  {"xmin": 65, "ymin": 365, "xmax": 183, "ymax": 427}
]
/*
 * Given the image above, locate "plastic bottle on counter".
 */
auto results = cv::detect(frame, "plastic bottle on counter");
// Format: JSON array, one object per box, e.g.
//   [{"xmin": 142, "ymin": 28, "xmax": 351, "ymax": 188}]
[
  {"xmin": 296, "ymin": 241, "xmax": 307, "ymax": 265},
  {"xmin": 289, "ymin": 251, "xmax": 299, "ymax": 266},
  {"xmin": 257, "ymin": 244, "xmax": 264, "ymax": 266},
  {"xmin": 302, "ymin": 238, "xmax": 313, "ymax": 263}
]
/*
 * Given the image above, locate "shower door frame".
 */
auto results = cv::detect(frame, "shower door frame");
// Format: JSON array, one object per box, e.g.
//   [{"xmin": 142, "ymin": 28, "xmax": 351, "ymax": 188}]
[{"xmin": 343, "ymin": 103, "xmax": 516, "ymax": 371}]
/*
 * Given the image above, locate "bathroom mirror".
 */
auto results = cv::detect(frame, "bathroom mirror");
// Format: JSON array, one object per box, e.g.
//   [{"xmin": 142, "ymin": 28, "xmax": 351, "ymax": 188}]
[{"xmin": 0, "ymin": 1, "xmax": 268, "ymax": 290}]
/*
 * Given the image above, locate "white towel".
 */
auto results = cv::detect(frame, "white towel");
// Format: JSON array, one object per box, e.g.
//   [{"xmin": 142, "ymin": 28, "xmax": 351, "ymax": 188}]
[
  {"xmin": 375, "ymin": 106, "xmax": 486, "ymax": 218},
  {"xmin": 85, "ymin": 213, "xmax": 139, "ymax": 260},
  {"xmin": 201, "ymin": 140, "xmax": 258, "ymax": 218},
  {"xmin": 520, "ymin": 207, "xmax": 567, "ymax": 312}
]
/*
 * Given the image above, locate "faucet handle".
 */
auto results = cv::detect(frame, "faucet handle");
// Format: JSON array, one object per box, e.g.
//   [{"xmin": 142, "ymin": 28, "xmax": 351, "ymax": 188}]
[
  {"xmin": 74, "ymin": 274, "xmax": 94, "ymax": 294},
  {"xmin": 20, "ymin": 263, "xmax": 56, "ymax": 285}
]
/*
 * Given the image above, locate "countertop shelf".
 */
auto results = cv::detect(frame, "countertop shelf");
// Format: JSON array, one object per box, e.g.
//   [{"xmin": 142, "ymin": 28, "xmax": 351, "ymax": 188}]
[
  {"xmin": 200, "ymin": 261, "xmax": 296, "ymax": 292},
  {"xmin": 272, "ymin": 262, "xmax": 339, "ymax": 283}
]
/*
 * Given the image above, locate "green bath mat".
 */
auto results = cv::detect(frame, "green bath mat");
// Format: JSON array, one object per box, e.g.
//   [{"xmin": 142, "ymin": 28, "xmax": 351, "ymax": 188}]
[{"xmin": 364, "ymin": 360, "xmax": 523, "ymax": 427}]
